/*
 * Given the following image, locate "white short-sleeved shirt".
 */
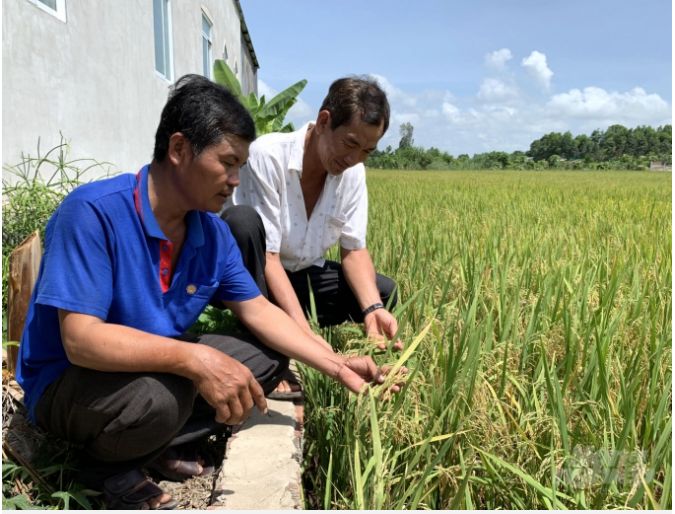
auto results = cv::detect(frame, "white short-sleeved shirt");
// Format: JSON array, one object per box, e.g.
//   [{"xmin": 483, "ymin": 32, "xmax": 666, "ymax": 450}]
[{"xmin": 228, "ymin": 123, "xmax": 368, "ymax": 272}]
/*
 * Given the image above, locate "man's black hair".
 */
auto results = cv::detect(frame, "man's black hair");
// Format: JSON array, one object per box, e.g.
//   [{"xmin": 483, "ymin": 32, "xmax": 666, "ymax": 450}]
[
  {"xmin": 153, "ymin": 74, "xmax": 256, "ymax": 161},
  {"xmin": 319, "ymin": 76, "xmax": 390, "ymax": 134}
]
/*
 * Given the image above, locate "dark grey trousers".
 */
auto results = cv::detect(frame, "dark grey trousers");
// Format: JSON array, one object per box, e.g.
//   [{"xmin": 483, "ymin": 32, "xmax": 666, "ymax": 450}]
[
  {"xmin": 221, "ymin": 205, "xmax": 398, "ymax": 327},
  {"xmin": 33, "ymin": 332, "xmax": 288, "ymax": 488}
]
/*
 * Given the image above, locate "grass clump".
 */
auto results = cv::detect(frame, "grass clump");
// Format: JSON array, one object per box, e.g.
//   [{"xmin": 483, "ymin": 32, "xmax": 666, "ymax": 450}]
[{"xmin": 2, "ymin": 137, "xmax": 115, "ymax": 314}]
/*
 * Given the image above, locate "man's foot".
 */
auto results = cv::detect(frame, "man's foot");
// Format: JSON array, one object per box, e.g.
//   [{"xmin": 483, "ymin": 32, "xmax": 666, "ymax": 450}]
[
  {"xmin": 267, "ymin": 367, "xmax": 303, "ymax": 400},
  {"xmin": 273, "ymin": 380, "xmax": 301, "ymax": 394},
  {"xmin": 147, "ymin": 444, "xmax": 214, "ymax": 481},
  {"xmin": 141, "ymin": 493, "xmax": 174, "ymax": 510}
]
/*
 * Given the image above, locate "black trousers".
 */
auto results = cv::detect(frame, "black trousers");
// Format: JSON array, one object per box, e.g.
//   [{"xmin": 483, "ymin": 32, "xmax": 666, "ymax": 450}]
[
  {"xmin": 34, "ymin": 333, "xmax": 288, "ymax": 488},
  {"xmin": 221, "ymin": 205, "xmax": 398, "ymax": 327}
]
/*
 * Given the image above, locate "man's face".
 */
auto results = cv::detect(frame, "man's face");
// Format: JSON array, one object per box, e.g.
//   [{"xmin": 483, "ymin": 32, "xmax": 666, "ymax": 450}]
[
  {"xmin": 176, "ymin": 134, "xmax": 250, "ymax": 213},
  {"xmin": 316, "ymin": 113, "xmax": 384, "ymax": 175}
]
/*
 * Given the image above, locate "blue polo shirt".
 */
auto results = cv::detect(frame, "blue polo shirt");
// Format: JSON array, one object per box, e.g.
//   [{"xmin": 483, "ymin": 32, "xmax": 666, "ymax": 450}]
[{"xmin": 17, "ymin": 164, "xmax": 261, "ymax": 422}]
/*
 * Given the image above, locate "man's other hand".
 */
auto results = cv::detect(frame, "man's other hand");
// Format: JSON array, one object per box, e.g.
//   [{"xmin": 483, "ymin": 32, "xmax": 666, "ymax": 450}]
[
  {"xmin": 191, "ymin": 346, "xmax": 267, "ymax": 425},
  {"xmin": 336, "ymin": 356, "xmax": 407, "ymax": 394},
  {"xmin": 364, "ymin": 309, "xmax": 403, "ymax": 351}
]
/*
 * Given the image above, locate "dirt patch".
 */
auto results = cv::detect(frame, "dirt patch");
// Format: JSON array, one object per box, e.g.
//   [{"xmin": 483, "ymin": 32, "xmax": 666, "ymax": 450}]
[
  {"xmin": 2, "ymin": 377, "xmax": 229, "ymax": 510},
  {"xmin": 149, "ymin": 433, "xmax": 230, "ymax": 510}
]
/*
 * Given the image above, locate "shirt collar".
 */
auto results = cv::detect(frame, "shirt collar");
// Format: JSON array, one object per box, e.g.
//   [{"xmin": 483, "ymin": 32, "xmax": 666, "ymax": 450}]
[
  {"xmin": 134, "ymin": 164, "xmax": 204, "ymax": 248},
  {"xmin": 289, "ymin": 123, "xmax": 313, "ymax": 178}
]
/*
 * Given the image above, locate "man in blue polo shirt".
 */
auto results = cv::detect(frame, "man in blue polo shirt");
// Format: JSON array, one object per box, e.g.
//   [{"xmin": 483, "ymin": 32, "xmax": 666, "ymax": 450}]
[{"xmin": 17, "ymin": 75, "xmax": 404, "ymax": 510}]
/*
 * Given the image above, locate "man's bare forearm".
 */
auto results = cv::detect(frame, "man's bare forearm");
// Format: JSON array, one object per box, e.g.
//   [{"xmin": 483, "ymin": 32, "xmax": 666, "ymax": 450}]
[
  {"xmin": 58, "ymin": 310, "xmax": 207, "ymax": 381},
  {"xmin": 341, "ymin": 247, "xmax": 382, "ymax": 311},
  {"xmin": 226, "ymin": 296, "xmax": 344, "ymax": 378},
  {"xmin": 265, "ymin": 252, "xmax": 314, "ymax": 333}
]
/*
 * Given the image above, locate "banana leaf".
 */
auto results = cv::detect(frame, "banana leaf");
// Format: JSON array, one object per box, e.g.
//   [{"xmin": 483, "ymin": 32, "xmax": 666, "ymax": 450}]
[
  {"xmin": 257, "ymin": 80, "xmax": 307, "ymax": 120},
  {"xmin": 213, "ymin": 59, "xmax": 246, "ymax": 105}
]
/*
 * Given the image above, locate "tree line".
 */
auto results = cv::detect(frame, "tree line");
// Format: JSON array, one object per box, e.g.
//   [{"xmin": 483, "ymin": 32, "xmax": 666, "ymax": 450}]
[{"xmin": 366, "ymin": 123, "xmax": 672, "ymax": 171}]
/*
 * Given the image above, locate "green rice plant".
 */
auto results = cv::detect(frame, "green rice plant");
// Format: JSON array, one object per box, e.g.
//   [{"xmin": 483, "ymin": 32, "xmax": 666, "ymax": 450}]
[{"xmin": 302, "ymin": 170, "xmax": 672, "ymax": 509}]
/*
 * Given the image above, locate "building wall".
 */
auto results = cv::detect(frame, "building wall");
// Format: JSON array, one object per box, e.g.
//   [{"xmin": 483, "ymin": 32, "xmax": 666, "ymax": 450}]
[
  {"xmin": 2, "ymin": 0, "xmax": 257, "ymax": 182},
  {"xmin": 241, "ymin": 35, "xmax": 258, "ymax": 97}
]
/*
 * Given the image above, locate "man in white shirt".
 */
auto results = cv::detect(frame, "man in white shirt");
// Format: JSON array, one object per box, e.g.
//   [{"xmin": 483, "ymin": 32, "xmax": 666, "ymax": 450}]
[{"xmin": 222, "ymin": 77, "xmax": 401, "ymax": 395}]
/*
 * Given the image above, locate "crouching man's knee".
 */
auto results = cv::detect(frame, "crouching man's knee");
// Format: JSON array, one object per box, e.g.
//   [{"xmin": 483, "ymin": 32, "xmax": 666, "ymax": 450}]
[
  {"xmin": 87, "ymin": 374, "xmax": 196, "ymax": 463},
  {"xmin": 220, "ymin": 205, "xmax": 265, "ymax": 245},
  {"xmin": 376, "ymin": 274, "xmax": 399, "ymax": 311},
  {"xmin": 258, "ymin": 350, "xmax": 290, "ymax": 396}
]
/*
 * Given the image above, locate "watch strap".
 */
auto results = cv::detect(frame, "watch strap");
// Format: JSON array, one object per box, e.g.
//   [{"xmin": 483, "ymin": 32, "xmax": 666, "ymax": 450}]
[{"xmin": 362, "ymin": 302, "xmax": 385, "ymax": 317}]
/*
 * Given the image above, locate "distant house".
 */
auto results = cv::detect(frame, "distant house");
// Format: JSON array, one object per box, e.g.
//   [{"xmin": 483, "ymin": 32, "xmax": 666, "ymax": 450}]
[
  {"xmin": 2, "ymin": 0, "xmax": 259, "ymax": 181},
  {"xmin": 649, "ymin": 162, "xmax": 672, "ymax": 171}
]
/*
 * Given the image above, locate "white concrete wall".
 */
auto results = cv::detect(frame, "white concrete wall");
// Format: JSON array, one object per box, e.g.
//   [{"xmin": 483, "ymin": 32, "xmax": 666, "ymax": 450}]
[{"xmin": 2, "ymin": 0, "xmax": 257, "ymax": 182}]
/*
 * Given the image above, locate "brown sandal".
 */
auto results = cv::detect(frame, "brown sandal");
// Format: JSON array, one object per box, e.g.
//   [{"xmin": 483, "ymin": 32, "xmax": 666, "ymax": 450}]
[{"xmin": 103, "ymin": 469, "xmax": 177, "ymax": 510}]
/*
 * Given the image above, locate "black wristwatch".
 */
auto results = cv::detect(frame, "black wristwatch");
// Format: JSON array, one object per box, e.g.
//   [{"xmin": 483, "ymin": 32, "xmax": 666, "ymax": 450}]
[{"xmin": 362, "ymin": 302, "xmax": 385, "ymax": 317}]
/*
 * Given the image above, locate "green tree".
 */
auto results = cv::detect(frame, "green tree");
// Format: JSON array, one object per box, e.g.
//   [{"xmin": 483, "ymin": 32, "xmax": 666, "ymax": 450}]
[
  {"xmin": 398, "ymin": 122, "xmax": 414, "ymax": 149},
  {"xmin": 574, "ymin": 134, "xmax": 597, "ymax": 160}
]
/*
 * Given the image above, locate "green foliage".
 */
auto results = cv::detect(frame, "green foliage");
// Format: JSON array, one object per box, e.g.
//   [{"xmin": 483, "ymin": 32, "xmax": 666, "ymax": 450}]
[
  {"xmin": 302, "ymin": 170, "xmax": 671, "ymax": 509},
  {"xmin": 2, "ymin": 493, "xmax": 40, "ymax": 510},
  {"xmin": 398, "ymin": 122, "xmax": 414, "ymax": 149},
  {"xmin": 366, "ymin": 124, "xmax": 672, "ymax": 171},
  {"xmin": 188, "ymin": 305, "xmax": 240, "ymax": 334},
  {"xmin": 2, "ymin": 137, "xmax": 115, "ymax": 316},
  {"xmin": 528, "ymin": 124, "xmax": 672, "ymax": 162},
  {"xmin": 213, "ymin": 59, "xmax": 307, "ymax": 135},
  {"xmin": 50, "ymin": 486, "xmax": 99, "ymax": 510},
  {"xmin": 2, "ymin": 443, "xmax": 103, "ymax": 510}
]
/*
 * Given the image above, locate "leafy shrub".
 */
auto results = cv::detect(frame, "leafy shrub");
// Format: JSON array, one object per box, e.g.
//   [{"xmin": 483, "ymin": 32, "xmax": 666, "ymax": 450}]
[
  {"xmin": 426, "ymin": 159, "xmax": 453, "ymax": 171},
  {"xmin": 2, "ymin": 137, "xmax": 115, "ymax": 314}
]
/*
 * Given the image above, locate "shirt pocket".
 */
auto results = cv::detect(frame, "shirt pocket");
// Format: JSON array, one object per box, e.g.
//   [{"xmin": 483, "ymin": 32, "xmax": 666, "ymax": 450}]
[
  {"xmin": 322, "ymin": 213, "xmax": 347, "ymax": 251},
  {"xmin": 181, "ymin": 282, "xmax": 220, "ymax": 299},
  {"xmin": 173, "ymin": 281, "xmax": 220, "ymax": 332}
]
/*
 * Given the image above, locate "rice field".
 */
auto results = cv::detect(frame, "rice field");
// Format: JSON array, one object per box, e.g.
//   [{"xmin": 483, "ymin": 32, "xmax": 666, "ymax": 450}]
[{"xmin": 299, "ymin": 170, "xmax": 672, "ymax": 509}]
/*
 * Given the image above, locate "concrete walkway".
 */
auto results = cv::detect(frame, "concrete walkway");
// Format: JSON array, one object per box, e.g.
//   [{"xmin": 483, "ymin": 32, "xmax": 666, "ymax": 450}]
[{"xmin": 210, "ymin": 399, "xmax": 304, "ymax": 510}]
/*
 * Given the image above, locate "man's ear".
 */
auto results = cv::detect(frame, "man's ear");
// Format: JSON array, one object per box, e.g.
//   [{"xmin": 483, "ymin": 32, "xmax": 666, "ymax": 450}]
[
  {"xmin": 315, "ymin": 110, "xmax": 331, "ymax": 135},
  {"xmin": 168, "ymin": 133, "xmax": 192, "ymax": 166}
]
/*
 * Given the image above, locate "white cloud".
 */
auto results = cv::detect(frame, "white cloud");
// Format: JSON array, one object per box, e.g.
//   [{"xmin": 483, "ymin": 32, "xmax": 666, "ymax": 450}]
[
  {"xmin": 546, "ymin": 87, "xmax": 671, "ymax": 122},
  {"xmin": 485, "ymin": 48, "xmax": 513, "ymax": 70},
  {"xmin": 256, "ymin": 79, "xmax": 276, "ymax": 100},
  {"xmin": 380, "ymin": 68, "xmax": 670, "ymax": 155},
  {"xmin": 521, "ymin": 51, "xmax": 554, "ymax": 92},
  {"xmin": 262, "ymin": 60, "xmax": 671, "ymax": 156},
  {"xmin": 391, "ymin": 112, "xmax": 421, "ymax": 126},
  {"xmin": 369, "ymin": 73, "xmax": 417, "ymax": 108},
  {"xmin": 482, "ymin": 105, "xmax": 518, "ymax": 122},
  {"xmin": 441, "ymin": 102, "xmax": 464, "ymax": 123},
  {"xmin": 477, "ymin": 78, "xmax": 519, "ymax": 102}
]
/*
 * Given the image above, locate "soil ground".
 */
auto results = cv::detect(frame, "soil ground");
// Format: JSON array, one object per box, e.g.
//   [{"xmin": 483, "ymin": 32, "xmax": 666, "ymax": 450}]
[{"xmin": 2, "ymin": 368, "xmax": 229, "ymax": 510}]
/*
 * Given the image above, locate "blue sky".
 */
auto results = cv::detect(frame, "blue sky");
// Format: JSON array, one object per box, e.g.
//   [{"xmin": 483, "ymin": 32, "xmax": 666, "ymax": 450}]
[{"xmin": 243, "ymin": 0, "xmax": 672, "ymax": 155}]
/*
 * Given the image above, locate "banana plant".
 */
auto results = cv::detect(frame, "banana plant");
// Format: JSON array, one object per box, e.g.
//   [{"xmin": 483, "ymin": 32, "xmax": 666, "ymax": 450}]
[{"xmin": 213, "ymin": 59, "xmax": 308, "ymax": 135}]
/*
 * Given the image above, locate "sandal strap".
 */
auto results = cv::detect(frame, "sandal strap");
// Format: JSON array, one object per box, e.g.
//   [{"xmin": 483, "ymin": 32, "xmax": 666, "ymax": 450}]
[
  {"xmin": 104, "ymin": 469, "xmax": 149, "ymax": 495},
  {"xmin": 103, "ymin": 469, "xmax": 166, "ymax": 509},
  {"xmin": 123, "ymin": 481, "xmax": 164, "ymax": 504}
]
